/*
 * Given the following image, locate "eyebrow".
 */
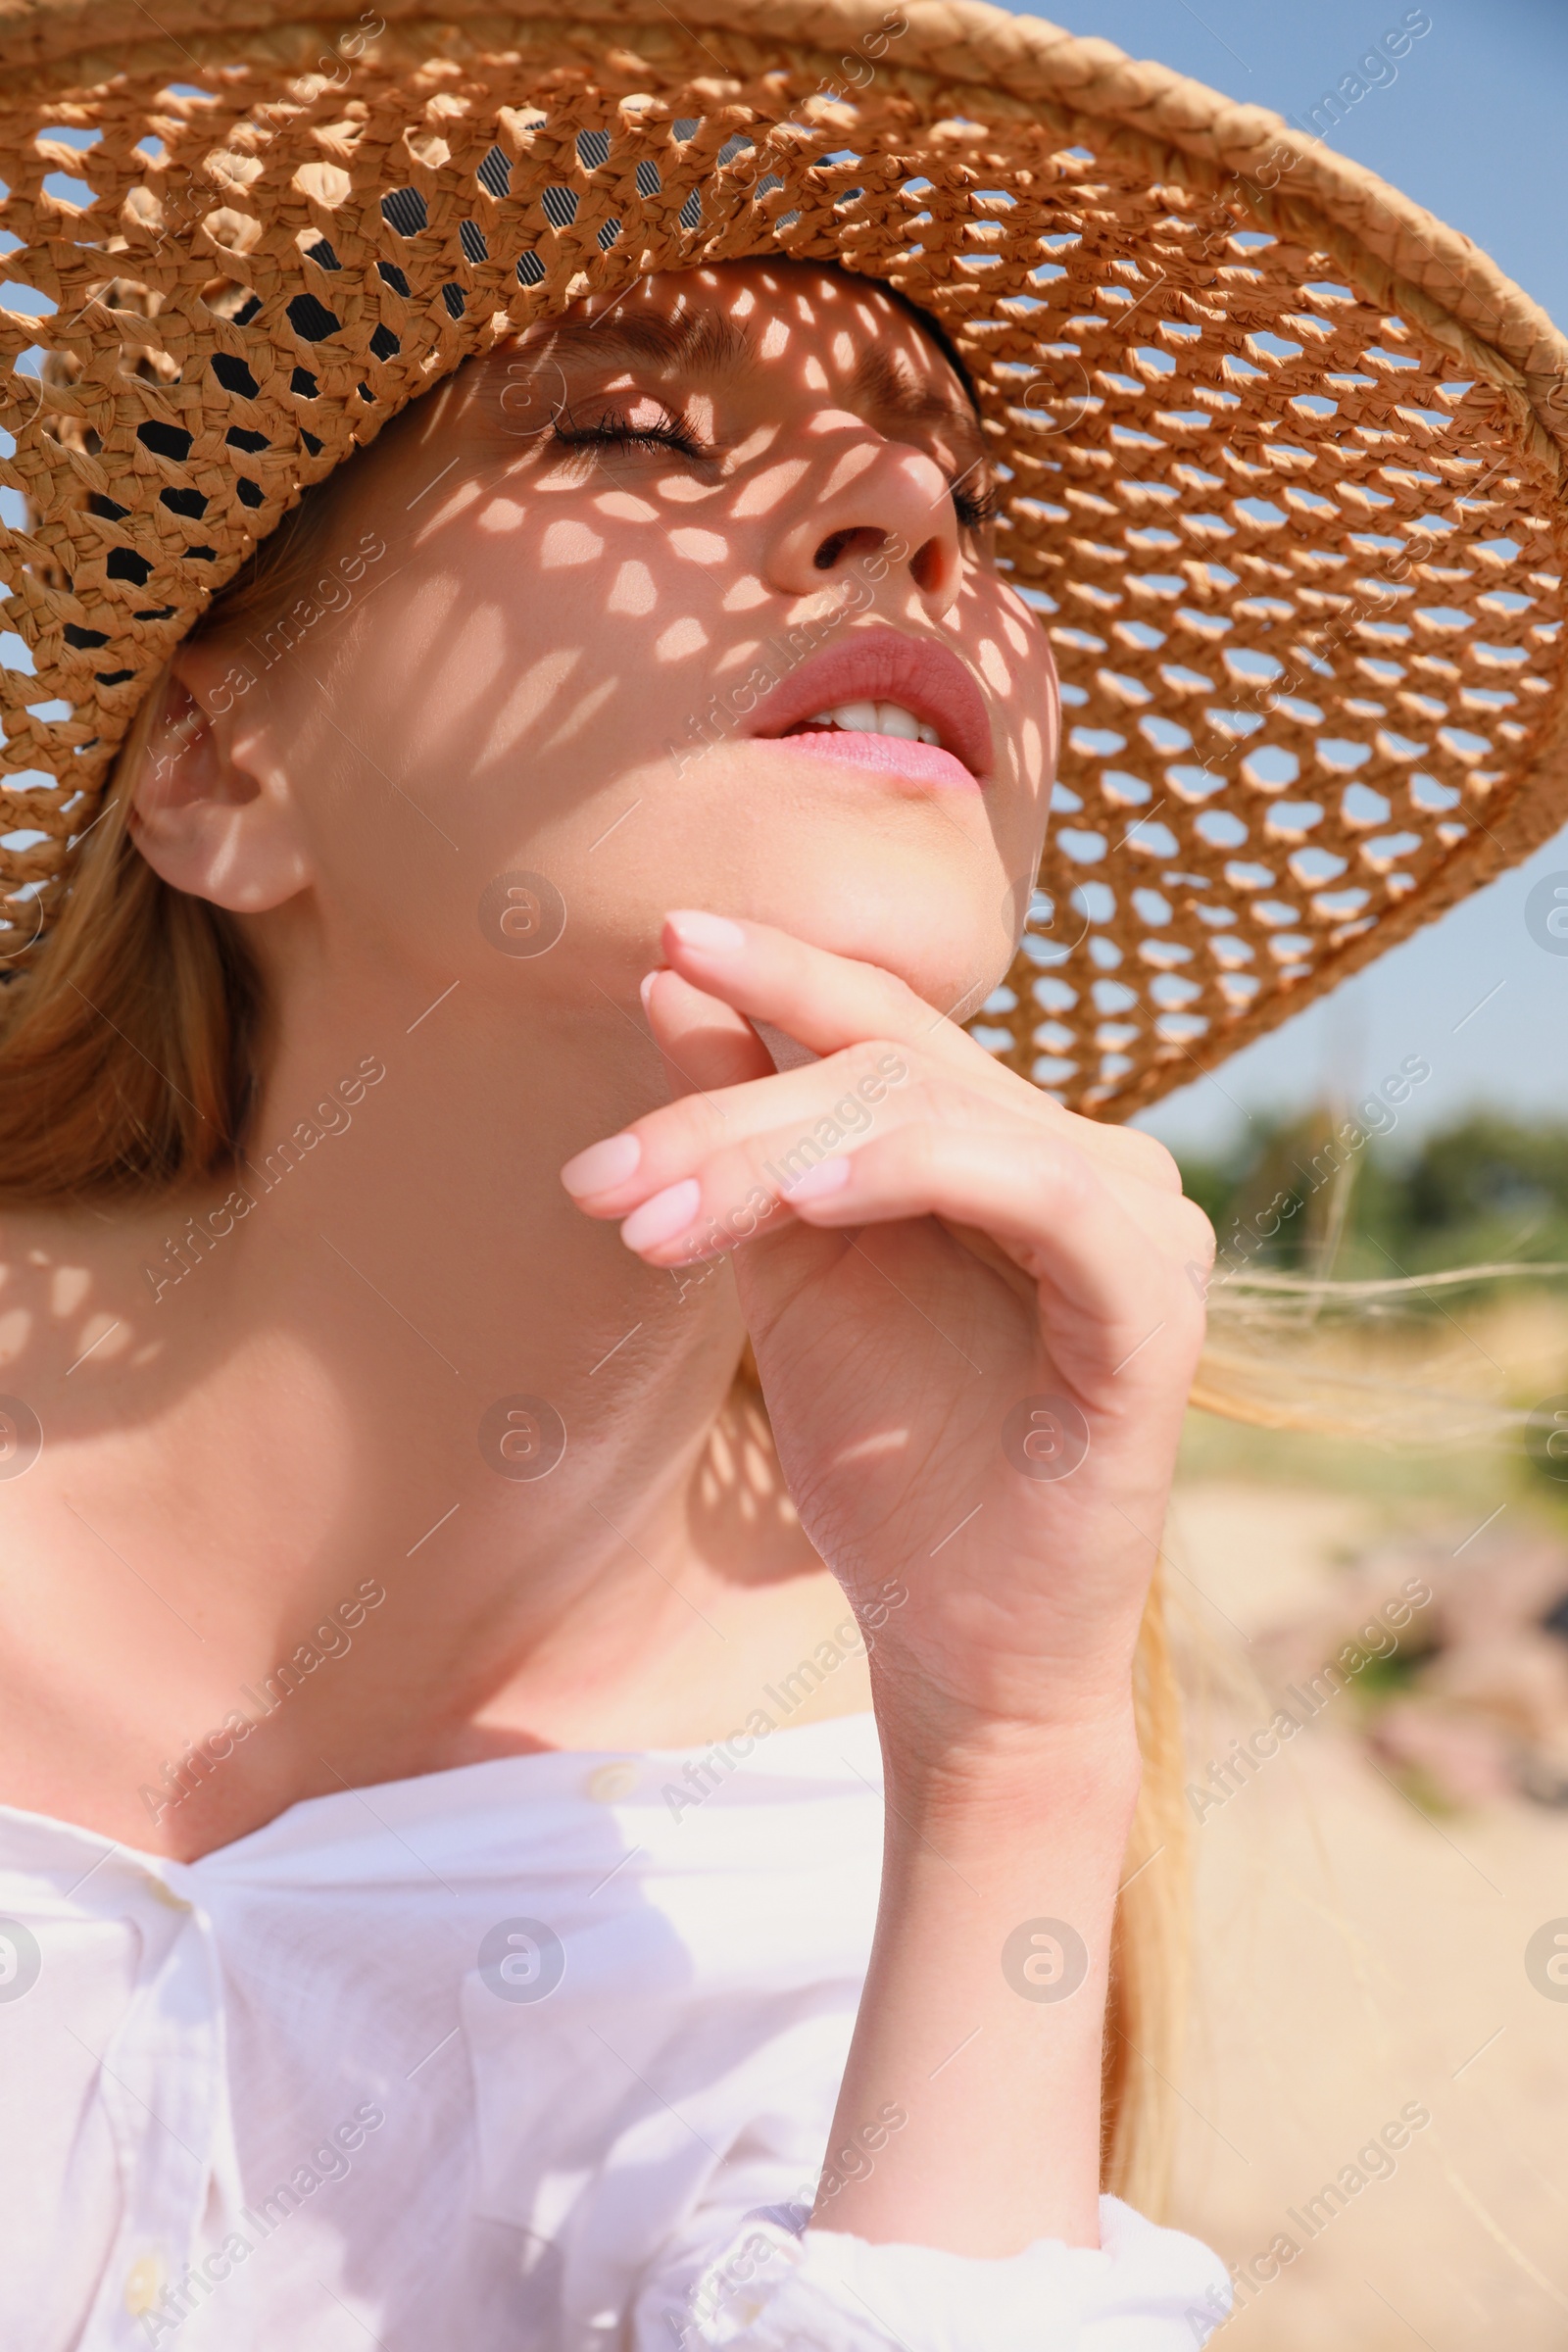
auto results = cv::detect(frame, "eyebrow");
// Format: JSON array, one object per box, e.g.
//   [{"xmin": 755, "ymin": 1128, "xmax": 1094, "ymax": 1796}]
[
  {"xmin": 517, "ymin": 303, "xmax": 984, "ymax": 450},
  {"xmin": 849, "ymin": 341, "xmax": 979, "ymax": 439},
  {"xmin": 528, "ymin": 307, "xmax": 757, "ymax": 382}
]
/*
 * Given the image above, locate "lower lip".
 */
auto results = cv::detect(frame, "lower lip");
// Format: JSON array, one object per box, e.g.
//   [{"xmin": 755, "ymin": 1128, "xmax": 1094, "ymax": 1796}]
[{"xmin": 757, "ymin": 731, "xmax": 981, "ymax": 791}]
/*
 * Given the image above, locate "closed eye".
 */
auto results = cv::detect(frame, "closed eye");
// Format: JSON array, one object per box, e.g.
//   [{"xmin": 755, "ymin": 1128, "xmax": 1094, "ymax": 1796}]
[
  {"xmin": 551, "ymin": 397, "xmax": 998, "ymax": 534},
  {"xmin": 952, "ymin": 472, "xmax": 1001, "ymax": 531},
  {"xmin": 551, "ymin": 402, "xmax": 709, "ymax": 464}
]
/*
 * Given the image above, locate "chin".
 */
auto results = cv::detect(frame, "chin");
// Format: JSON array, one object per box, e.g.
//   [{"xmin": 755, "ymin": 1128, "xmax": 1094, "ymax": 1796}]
[
  {"xmin": 715, "ymin": 857, "xmax": 1013, "ymax": 1018},
  {"xmin": 565, "ymin": 763, "xmax": 1029, "ymax": 1015}
]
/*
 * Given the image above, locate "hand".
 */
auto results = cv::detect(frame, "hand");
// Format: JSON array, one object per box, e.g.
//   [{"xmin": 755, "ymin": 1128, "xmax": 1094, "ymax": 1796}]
[{"xmin": 561, "ymin": 910, "xmax": 1214, "ymax": 1773}]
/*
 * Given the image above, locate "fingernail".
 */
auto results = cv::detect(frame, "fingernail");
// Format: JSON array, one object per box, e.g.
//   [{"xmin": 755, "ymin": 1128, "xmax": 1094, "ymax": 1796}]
[
  {"xmin": 787, "ymin": 1154, "xmax": 852, "ymax": 1202},
  {"xmin": 639, "ymin": 969, "xmax": 661, "ymax": 1012},
  {"xmin": 621, "ymin": 1176, "xmax": 702, "ymax": 1251},
  {"xmin": 561, "ymin": 1132, "xmax": 642, "ymax": 1197},
  {"xmin": 666, "ymin": 909, "xmax": 746, "ymax": 955}
]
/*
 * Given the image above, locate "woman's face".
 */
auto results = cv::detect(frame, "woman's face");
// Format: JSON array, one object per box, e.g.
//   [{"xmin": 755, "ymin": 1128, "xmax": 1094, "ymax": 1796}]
[{"xmin": 187, "ymin": 259, "xmax": 1058, "ymax": 1027}]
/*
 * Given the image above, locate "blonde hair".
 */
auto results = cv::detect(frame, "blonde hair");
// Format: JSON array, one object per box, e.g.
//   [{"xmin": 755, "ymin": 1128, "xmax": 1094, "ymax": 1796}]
[
  {"xmin": 0, "ymin": 478, "xmax": 355, "ymax": 1200},
  {"xmin": 1104, "ymin": 1571, "xmax": 1190, "ymax": 2207}
]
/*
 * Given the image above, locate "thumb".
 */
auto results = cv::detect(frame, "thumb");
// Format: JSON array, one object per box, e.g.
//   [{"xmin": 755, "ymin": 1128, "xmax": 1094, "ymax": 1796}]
[{"xmin": 641, "ymin": 964, "xmax": 773, "ymax": 1102}]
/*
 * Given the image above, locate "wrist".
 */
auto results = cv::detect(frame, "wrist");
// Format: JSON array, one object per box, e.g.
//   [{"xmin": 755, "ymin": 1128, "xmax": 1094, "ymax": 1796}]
[{"xmin": 875, "ymin": 1700, "xmax": 1142, "ymax": 1834}]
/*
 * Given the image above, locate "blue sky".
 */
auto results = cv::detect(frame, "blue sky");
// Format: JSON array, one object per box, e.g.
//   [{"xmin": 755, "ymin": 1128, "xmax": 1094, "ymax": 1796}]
[{"xmin": 993, "ymin": 0, "xmax": 1568, "ymax": 1152}]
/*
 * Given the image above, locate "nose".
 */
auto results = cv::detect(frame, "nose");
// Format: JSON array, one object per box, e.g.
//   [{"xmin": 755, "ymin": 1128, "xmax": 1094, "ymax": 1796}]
[{"xmin": 762, "ymin": 421, "xmax": 965, "ymax": 618}]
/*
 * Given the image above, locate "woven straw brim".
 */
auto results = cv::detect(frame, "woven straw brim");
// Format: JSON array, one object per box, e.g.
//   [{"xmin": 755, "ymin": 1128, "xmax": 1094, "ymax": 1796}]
[{"xmin": 2, "ymin": 0, "xmax": 1566, "ymax": 1117}]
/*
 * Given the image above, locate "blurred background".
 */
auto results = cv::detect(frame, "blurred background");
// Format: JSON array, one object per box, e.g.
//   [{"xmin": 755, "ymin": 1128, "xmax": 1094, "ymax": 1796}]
[{"xmin": 990, "ymin": 1, "xmax": 1568, "ymax": 2342}]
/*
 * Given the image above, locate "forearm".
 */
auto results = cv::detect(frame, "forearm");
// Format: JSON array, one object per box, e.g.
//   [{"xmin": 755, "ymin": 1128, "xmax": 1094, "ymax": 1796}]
[{"xmin": 810, "ymin": 1709, "xmax": 1142, "ymax": 2258}]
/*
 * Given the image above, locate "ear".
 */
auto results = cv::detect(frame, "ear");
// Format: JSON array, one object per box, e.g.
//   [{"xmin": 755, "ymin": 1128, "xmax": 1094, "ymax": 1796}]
[{"xmin": 128, "ymin": 636, "xmax": 315, "ymax": 912}]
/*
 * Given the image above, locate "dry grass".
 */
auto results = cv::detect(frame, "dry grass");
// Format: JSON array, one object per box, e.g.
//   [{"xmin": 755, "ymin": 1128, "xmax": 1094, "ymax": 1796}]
[{"xmin": 1164, "ymin": 1321, "xmax": 1568, "ymax": 2347}]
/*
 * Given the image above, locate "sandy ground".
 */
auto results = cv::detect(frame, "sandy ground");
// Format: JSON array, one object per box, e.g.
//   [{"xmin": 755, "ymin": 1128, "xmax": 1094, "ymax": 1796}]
[{"xmin": 1161, "ymin": 1480, "xmax": 1568, "ymax": 2351}]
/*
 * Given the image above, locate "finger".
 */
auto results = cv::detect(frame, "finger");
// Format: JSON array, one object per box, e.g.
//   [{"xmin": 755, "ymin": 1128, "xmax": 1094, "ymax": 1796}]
[
  {"xmin": 642, "ymin": 965, "xmax": 773, "ymax": 1099},
  {"xmin": 609, "ymin": 1106, "xmax": 1193, "ymax": 1375},
  {"xmin": 562, "ymin": 1037, "xmax": 927, "ymax": 1209},
  {"xmin": 563, "ymin": 1038, "xmax": 1188, "ymax": 1229},
  {"xmin": 658, "ymin": 907, "xmax": 1003, "ymax": 1077},
  {"xmin": 771, "ymin": 1121, "xmax": 1193, "ymax": 1350},
  {"xmin": 658, "ymin": 910, "xmax": 1184, "ymax": 1195}
]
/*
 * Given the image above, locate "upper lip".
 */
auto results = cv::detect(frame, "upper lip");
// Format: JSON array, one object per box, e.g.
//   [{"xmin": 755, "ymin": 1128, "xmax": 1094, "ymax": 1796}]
[{"xmin": 749, "ymin": 627, "xmax": 995, "ymax": 779}]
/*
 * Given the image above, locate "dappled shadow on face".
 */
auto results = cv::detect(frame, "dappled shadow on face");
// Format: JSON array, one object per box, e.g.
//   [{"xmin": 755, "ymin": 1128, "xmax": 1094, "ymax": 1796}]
[{"xmin": 272, "ymin": 257, "xmax": 1058, "ymax": 1022}]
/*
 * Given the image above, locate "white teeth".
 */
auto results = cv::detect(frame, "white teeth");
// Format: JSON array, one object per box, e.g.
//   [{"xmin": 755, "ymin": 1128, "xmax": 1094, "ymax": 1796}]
[
  {"xmin": 832, "ymin": 699, "xmax": 880, "ymax": 733},
  {"xmin": 806, "ymin": 701, "xmax": 941, "ymax": 746}
]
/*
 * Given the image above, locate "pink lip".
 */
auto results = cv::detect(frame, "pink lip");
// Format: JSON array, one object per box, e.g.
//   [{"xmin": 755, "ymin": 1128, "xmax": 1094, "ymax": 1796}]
[
  {"xmin": 746, "ymin": 626, "xmax": 994, "ymax": 786},
  {"xmin": 763, "ymin": 729, "xmax": 979, "ymax": 791}
]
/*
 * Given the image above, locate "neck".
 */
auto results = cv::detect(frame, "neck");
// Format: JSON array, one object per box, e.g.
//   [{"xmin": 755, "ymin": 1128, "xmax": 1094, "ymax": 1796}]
[{"xmin": 4, "ymin": 950, "xmax": 827, "ymax": 1849}]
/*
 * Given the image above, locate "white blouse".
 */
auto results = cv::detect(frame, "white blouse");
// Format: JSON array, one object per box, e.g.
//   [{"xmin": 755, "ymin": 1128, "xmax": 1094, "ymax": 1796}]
[{"xmin": 0, "ymin": 1711, "xmax": 1230, "ymax": 2351}]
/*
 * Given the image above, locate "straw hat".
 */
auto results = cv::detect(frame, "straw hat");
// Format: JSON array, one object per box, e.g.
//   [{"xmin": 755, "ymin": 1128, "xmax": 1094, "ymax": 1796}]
[{"xmin": 2, "ymin": 0, "xmax": 1565, "ymax": 1117}]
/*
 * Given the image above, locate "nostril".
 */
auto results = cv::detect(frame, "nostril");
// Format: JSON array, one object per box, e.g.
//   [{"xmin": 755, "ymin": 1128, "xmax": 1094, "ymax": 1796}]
[
  {"xmin": 812, "ymin": 524, "xmax": 884, "ymax": 572},
  {"xmin": 910, "ymin": 537, "xmax": 946, "ymax": 594}
]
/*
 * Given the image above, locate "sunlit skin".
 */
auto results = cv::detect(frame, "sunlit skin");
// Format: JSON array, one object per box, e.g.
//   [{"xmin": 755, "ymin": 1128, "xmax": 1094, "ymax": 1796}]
[{"xmin": 0, "ymin": 262, "xmax": 1212, "ymax": 2257}]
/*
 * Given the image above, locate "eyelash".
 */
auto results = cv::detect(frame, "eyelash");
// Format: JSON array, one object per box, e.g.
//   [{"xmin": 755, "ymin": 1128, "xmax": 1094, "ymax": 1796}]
[
  {"xmin": 551, "ymin": 403, "xmax": 707, "ymax": 463},
  {"xmin": 952, "ymin": 478, "xmax": 1001, "ymax": 531},
  {"xmin": 552, "ymin": 404, "xmax": 1000, "ymax": 529}
]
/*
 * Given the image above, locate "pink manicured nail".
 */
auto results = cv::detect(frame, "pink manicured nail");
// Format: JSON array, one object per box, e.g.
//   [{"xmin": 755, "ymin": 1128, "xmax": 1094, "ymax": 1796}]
[
  {"xmin": 666, "ymin": 909, "xmax": 746, "ymax": 955},
  {"xmin": 561, "ymin": 1132, "xmax": 642, "ymax": 1196},
  {"xmin": 787, "ymin": 1154, "xmax": 852, "ymax": 1202},
  {"xmin": 639, "ymin": 969, "xmax": 661, "ymax": 1012},
  {"xmin": 620, "ymin": 1177, "xmax": 702, "ymax": 1251}
]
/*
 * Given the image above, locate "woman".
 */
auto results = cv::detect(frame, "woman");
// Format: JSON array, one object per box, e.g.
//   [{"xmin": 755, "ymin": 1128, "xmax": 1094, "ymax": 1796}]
[{"xmin": 0, "ymin": 2, "xmax": 1562, "ymax": 2345}]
